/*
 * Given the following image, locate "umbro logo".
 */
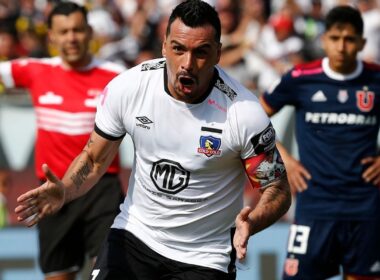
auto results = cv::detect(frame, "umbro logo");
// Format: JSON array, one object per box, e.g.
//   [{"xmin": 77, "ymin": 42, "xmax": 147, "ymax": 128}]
[
  {"xmin": 311, "ymin": 90, "xmax": 327, "ymax": 102},
  {"xmin": 136, "ymin": 116, "xmax": 153, "ymax": 130}
]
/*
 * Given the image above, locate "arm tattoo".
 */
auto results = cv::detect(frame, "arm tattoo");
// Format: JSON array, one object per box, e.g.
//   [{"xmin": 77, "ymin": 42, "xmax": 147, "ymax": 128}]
[
  {"xmin": 70, "ymin": 161, "xmax": 91, "ymax": 190},
  {"xmin": 250, "ymin": 178, "xmax": 291, "ymax": 235},
  {"xmin": 259, "ymin": 181, "xmax": 290, "ymax": 213}
]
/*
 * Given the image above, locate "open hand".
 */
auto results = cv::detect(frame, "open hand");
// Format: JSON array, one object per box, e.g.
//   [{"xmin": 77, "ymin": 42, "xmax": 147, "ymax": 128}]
[
  {"xmin": 234, "ymin": 206, "xmax": 253, "ymax": 260},
  {"xmin": 14, "ymin": 164, "xmax": 65, "ymax": 227}
]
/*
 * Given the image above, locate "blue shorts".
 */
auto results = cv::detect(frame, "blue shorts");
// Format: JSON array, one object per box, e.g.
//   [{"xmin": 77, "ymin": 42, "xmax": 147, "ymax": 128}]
[{"xmin": 283, "ymin": 218, "xmax": 380, "ymax": 279}]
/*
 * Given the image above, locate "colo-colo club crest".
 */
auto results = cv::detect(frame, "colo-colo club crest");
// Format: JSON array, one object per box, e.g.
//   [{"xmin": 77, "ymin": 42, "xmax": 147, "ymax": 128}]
[{"xmin": 198, "ymin": 135, "xmax": 222, "ymax": 157}]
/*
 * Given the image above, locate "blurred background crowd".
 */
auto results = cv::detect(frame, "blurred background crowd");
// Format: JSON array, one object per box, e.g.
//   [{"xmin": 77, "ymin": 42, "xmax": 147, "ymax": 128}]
[
  {"xmin": 0, "ymin": 0, "xmax": 380, "ymax": 94},
  {"xmin": 1, "ymin": 0, "xmax": 380, "ymax": 228}
]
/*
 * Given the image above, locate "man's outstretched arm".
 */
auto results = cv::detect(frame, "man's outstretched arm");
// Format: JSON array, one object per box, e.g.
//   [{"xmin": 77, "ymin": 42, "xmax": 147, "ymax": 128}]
[{"xmin": 15, "ymin": 130, "xmax": 123, "ymax": 226}]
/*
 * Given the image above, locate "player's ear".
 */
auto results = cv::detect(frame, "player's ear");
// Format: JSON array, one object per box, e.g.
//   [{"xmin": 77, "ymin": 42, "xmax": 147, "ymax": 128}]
[
  {"xmin": 87, "ymin": 24, "xmax": 93, "ymax": 39},
  {"xmin": 162, "ymin": 36, "xmax": 167, "ymax": 57},
  {"xmin": 216, "ymin": 42, "xmax": 222, "ymax": 64},
  {"xmin": 358, "ymin": 37, "xmax": 366, "ymax": 52},
  {"xmin": 321, "ymin": 33, "xmax": 326, "ymax": 51},
  {"xmin": 47, "ymin": 29, "xmax": 55, "ymax": 45}
]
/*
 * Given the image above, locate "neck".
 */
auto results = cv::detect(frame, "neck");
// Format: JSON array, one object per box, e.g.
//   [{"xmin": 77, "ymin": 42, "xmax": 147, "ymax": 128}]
[
  {"xmin": 330, "ymin": 60, "xmax": 357, "ymax": 75},
  {"xmin": 62, "ymin": 54, "xmax": 92, "ymax": 70}
]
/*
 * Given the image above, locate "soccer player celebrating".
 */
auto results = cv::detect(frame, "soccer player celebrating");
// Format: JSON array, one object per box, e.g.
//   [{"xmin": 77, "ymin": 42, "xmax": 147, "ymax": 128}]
[
  {"xmin": 0, "ymin": 2, "xmax": 125, "ymax": 280},
  {"xmin": 260, "ymin": 5, "xmax": 380, "ymax": 280},
  {"xmin": 15, "ymin": 1, "xmax": 291, "ymax": 279}
]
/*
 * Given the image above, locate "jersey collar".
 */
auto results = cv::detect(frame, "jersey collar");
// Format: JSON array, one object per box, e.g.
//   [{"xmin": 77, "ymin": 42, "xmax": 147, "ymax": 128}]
[{"xmin": 322, "ymin": 57, "xmax": 363, "ymax": 81}]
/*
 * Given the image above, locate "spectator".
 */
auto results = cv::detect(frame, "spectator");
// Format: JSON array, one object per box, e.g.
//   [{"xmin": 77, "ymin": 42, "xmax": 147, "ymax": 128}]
[
  {"xmin": 218, "ymin": 0, "xmax": 280, "ymax": 94},
  {"xmin": 257, "ymin": 9, "xmax": 304, "ymax": 74},
  {"xmin": 294, "ymin": 0, "xmax": 325, "ymax": 61},
  {"xmin": 357, "ymin": 0, "xmax": 380, "ymax": 63}
]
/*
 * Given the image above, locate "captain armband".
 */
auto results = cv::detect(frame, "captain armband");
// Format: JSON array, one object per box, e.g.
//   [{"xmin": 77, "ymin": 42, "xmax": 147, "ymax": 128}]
[{"xmin": 243, "ymin": 147, "xmax": 286, "ymax": 189}]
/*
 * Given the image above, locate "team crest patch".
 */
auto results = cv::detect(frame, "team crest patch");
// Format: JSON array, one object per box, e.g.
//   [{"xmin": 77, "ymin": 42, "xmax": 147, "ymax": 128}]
[
  {"xmin": 198, "ymin": 136, "xmax": 222, "ymax": 157},
  {"xmin": 284, "ymin": 258, "xmax": 299, "ymax": 276},
  {"xmin": 356, "ymin": 87, "xmax": 375, "ymax": 112}
]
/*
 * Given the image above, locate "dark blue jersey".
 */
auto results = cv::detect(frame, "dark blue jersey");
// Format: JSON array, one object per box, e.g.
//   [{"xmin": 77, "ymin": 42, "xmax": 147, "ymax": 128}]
[{"xmin": 263, "ymin": 58, "xmax": 380, "ymax": 220}]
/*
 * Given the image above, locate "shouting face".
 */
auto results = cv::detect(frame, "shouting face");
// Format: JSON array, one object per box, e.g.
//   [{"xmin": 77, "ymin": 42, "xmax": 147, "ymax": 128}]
[{"xmin": 162, "ymin": 18, "xmax": 221, "ymax": 104}]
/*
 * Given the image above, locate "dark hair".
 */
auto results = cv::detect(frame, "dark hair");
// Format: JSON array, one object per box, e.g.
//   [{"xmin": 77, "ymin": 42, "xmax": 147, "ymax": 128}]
[
  {"xmin": 166, "ymin": 0, "xmax": 221, "ymax": 43},
  {"xmin": 325, "ymin": 5, "xmax": 363, "ymax": 35},
  {"xmin": 47, "ymin": 1, "xmax": 88, "ymax": 28}
]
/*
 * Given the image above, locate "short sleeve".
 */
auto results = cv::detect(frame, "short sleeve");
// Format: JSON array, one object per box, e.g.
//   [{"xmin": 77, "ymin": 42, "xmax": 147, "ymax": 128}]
[
  {"xmin": 95, "ymin": 68, "xmax": 140, "ymax": 138},
  {"xmin": 227, "ymin": 91, "xmax": 275, "ymax": 160},
  {"xmin": 0, "ymin": 59, "xmax": 34, "ymax": 88},
  {"xmin": 262, "ymin": 70, "xmax": 298, "ymax": 111}
]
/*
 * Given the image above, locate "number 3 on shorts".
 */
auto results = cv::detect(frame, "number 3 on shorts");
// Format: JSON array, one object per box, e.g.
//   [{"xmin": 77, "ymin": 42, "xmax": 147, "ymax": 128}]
[
  {"xmin": 91, "ymin": 269, "xmax": 100, "ymax": 280},
  {"xmin": 287, "ymin": 224, "xmax": 310, "ymax": 254}
]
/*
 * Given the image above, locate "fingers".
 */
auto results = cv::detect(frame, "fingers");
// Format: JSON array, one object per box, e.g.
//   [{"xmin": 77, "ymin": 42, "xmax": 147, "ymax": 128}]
[
  {"xmin": 14, "ymin": 164, "xmax": 62, "ymax": 228},
  {"xmin": 234, "ymin": 228, "xmax": 249, "ymax": 260},
  {"xmin": 363, "ymin": 167, "xmax": 380, "ymax": 185},
  {"xmin": 234, "ymin": 206, "xmax": 252, "ymax": 260},
  {"xmin": 289, "ymin": 176, "xmax": 307, "ymax": 193},
  {"xmin": 288, "ymin": 163, "xmax": 311, "ymax": 193},
  {"xmin": 361, "ymin": 156, "xmax": 374, "ymax": 165},
  {"xmin": 16, "ymin": 190, "xmax": 38, "ymax": 203},
  {"xmin": 237, "ymin": 206, "xmax": 252, "ymax": 222},
  {"xmin": 15, "ymin": 189, "xmax": 43, "ymax": 227},
  {"xmin": 15, "ymin": 197, "xmax": 36, "ymax": 213},
  {"xmin": 236, "ymin": 243, "xmax": 248, "ymax": 260},
  {"xmin": 361, "ymin": 156, "xmax": 380, "ymax": 185},
  {"xmin": 300, "ymin": 167, "xmax": 312, "ymax": 181},
  {"xmin": 42, "ymin": 164, "xmax": 60, "ymax": 184},
  {"xmin": 23, "ymin": 212, "xmax": 40, "ymax": 227},
  {"xmin": 15, "ymin": 199, "xmax": 41, "ymax": 227}
]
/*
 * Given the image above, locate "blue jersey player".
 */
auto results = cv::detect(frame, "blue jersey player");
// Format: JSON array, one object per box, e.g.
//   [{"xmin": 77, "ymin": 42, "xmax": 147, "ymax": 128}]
[{"xmin": 260, "ymin": 6, "xmax": 380, "ymax": 280}]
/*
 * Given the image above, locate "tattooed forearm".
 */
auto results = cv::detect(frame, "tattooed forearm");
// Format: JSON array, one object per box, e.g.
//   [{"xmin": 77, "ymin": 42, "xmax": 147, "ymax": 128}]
[
  {"xmin": 70, "ymin": 161, "xmax": 91, "ymax": 190},
  {"xmin": 249, "ymin": 177, "xmax": 291, "ymax": 235}
]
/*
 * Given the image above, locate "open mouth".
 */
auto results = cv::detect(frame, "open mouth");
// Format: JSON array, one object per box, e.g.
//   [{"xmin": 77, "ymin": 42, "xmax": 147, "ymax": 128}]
[{"xmin": 179, "ymin": 76, "xmax": 195, "ymax": 86}]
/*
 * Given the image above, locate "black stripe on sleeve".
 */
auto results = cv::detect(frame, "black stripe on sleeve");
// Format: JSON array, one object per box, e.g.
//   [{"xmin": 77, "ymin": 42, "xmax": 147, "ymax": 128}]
[{"xmin": 94, "ymin": 124, "xmax": 125, "ymax": 141}]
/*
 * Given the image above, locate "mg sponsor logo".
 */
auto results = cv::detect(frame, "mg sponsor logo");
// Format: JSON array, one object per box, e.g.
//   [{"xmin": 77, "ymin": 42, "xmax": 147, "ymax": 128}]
[{"xmin": 150, "ymin": 159, "xmax": 190, "ymax": 194}]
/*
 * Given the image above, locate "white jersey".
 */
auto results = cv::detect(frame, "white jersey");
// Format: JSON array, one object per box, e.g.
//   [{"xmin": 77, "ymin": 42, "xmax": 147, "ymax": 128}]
[{"xmin": 95, "ymin": 58, "xmax": 272, "ymax": 272}]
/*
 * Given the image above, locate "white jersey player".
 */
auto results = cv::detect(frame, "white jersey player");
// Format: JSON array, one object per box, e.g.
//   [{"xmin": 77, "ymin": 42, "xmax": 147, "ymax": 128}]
[{"xmin": 95, "ymin": 57, "xmax": 282, "ymax": 272}]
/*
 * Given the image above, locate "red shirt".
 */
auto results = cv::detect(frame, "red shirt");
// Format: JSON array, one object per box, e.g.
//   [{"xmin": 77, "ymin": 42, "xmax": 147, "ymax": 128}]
[{"xmin": 0, "ymin": 57, "xmax": 125, "ymax": 179}]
